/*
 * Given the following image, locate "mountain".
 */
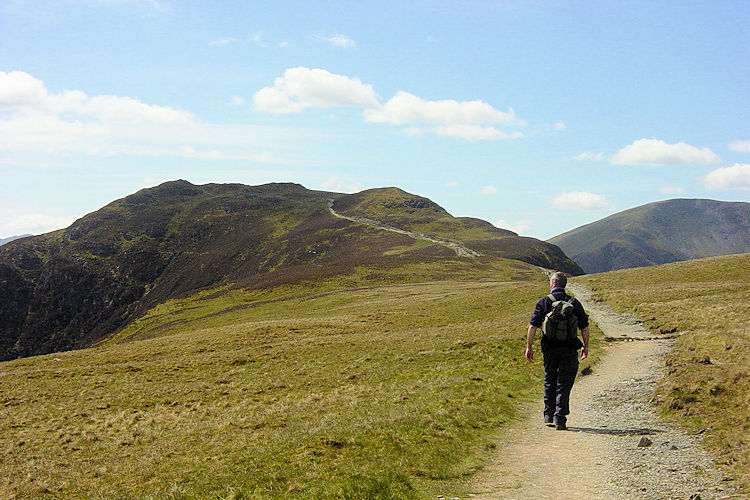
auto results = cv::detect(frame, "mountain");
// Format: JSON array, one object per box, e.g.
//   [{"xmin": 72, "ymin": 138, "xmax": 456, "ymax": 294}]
[
  {"xmin": 549, "ymin": 199, "xmax": 750, "ymax": 273},
  {"xmin": 0, "ymin": 234, "xmax": 32, "ymax": 246},
  {"xmin": 0, "ymin": 180, "xmax": 580, "ymax": 361}
]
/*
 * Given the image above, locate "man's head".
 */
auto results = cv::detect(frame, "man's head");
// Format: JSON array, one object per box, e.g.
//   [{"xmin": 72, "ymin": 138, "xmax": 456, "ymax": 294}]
[{"xmin": 549, "ymin": 272, "xmax": 567, "ymax": 289}]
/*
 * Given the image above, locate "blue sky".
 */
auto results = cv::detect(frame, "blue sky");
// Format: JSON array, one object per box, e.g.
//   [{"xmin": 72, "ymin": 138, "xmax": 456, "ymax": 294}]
[{"xmin": 1, "ymin": 0, "xmax": 748, "ymax": 240}]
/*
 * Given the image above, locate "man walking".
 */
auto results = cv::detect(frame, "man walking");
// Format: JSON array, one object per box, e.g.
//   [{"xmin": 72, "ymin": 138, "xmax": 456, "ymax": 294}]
[{"xmin": 525, "ymin": 272, "xmax": 589, "ymax": 430}]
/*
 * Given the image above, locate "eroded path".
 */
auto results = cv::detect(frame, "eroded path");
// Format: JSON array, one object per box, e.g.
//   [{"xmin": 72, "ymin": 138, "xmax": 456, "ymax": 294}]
[
  {"xmin": 327, "ymin": 199, "xmax": 481, "ymax": 258},
  {"xmin": 467, "ymin": 282, "xmax": 736, "ymax": 500}
]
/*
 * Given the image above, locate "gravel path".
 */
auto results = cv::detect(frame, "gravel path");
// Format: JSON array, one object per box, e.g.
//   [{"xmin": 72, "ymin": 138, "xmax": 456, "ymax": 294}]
[
  {"xmin": 327, "ymin": 199, "xmax": 481, "ymax": 257},
  {"xmin": 465, "ymin": 283, "xmax": 741, "ymax": 500}
]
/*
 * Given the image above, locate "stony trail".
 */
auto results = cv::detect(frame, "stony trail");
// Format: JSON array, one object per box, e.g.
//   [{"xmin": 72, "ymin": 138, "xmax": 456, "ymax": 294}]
[
  {"xmin": 465, "ymin": 282, "xmax": 739, "ymax": 500},
  {"xmin": 327, "ymin": 199, "xmax": 481, "ymax": 258}
]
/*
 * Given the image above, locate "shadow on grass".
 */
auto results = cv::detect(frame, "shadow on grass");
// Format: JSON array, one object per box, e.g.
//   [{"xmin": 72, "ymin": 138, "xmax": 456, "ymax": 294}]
[{"xmin": 566, "ymin": 427, "xmax": 666, "ymax": 436}]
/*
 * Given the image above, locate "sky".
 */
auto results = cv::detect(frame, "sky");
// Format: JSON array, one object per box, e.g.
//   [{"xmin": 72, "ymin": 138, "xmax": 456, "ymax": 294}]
[{"xmin": 1, "ymin": 0, "xmax": 748, "ymax": 240}]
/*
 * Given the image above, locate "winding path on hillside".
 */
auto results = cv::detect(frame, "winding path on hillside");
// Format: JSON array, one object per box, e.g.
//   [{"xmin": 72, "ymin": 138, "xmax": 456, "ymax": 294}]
[
  {"xmin": 466, "ymin": 282, "xmax": 738, "ymax": 500},
  {"xmin": 327, "ymin": 199, "xmax": 481, "ymax": 258}
]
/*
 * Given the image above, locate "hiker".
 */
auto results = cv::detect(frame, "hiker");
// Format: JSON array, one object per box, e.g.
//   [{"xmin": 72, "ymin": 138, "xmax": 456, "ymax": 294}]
[{"xmin": 525, "ymin": 271, "xmax": 589, "ymax": 430}]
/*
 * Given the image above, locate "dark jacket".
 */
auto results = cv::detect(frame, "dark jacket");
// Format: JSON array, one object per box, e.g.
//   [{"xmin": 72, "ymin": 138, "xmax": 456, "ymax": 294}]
[{"xmin": 530, "ymin": 287, "xmax": 588, "ymax": 351}]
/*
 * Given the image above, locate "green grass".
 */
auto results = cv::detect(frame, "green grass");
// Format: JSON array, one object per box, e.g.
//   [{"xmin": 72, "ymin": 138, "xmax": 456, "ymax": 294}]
[
  {"xmin": 581, "ymin": 253, "xmax": 750, "ymax": 491},
  {"xmin": 0, "ymin": 267, "xmax": 603, "ymax": 499},
  {"xmin": 105, "ymin": 259, "xmax": 538, "ymax": 345}
]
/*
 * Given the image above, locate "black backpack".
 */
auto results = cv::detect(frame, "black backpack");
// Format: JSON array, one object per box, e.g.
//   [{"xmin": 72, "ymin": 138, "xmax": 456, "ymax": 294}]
[{"xmin": 541, "ymin": 294, "xmax": 578, "ymax": 341}]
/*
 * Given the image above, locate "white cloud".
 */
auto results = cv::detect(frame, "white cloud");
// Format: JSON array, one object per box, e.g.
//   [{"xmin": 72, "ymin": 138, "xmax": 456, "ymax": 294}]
[
  {"xmin": 363, "ymin": 91, "xmax": 523, "ymax": 141},
  {"xmin": 230, "ymin": 96, "xmax": 246, "ymax": 106},
  {"xmin": 0, "ymin": 71, "xmax": 300, "ymax": 163},
  {"xmin": 0, "ymin": 114, "xmax": 287, "ymax": 161},
  {"xmin": 209, "ymin": 37, "xmax": 237, "ymax": 46},
  {"xmin": 364, "ymin": 91, "xmax": 518, "ymax": 126},
  {"xmin": 277, "ymin": 41, "xmax": 290, "ymax": 48},
  {"xmin": 0, "ymin": 70, "xmax": 48, "ymax": 108},
  {"xmin": 554, "ymin": 122, "xmax": 566, "ymax": 131},
  {"xmin": 0, "ymin": 114, "xmax": 108, "ymax": 153},
  {"xmin": 445, "ymin": 181, "xmax": 459, "ymax": 187},
  {"xmin": 0, "ymin": 70, "xmax": 193, "ymax": 125},
  {"xmin": 253, "ymin": 67, "xmax": 378, "ymax": 114},
  {"xmin": 494, "ymin": 218, "xmax": 531, "ymax": 235},
  {"xmin": 480, "ymin": 185, "xmax": 499, "ymax": 195},
  {"xmin": 83, "ymin": 95, "xmax": 193, "ymax": 125},
  {"xmin": 321, "ymin": 176, "xmax": 363, "ymax": 193},
  {"xmin": 659, "ymin": 186, "xmax": 686, "ymax": 195},
  {"xmin": 703, "ymin": 163, "xmax": 750, "ymax": 191},
  {"xmin": 553, "ymin": 192, "xmax": 613, "ymax": 211},
  {"xmin": 315, "ymin": 34, "xmax": 356, "ymax": 49},
  {"xmin": 572, "ymin": 152, "xmax": 605, "ymax": 161},
  {"xmin": 729, "ymin": 139, "xmax": 750, "ymax": 153},
  {"xmin": 611, "ymin": 138, "xmax": 721, "ymax": 166},
  {"xmin": 434, "ymin": 125, "xmax": 523, "ymax": 141},
  {"xmin": 1, "ymin": 213, "xmax": 77, "ymax": 235},
  {"xmin": 253, "ymin": 68, "xmax": 523, "ymax": 141}
]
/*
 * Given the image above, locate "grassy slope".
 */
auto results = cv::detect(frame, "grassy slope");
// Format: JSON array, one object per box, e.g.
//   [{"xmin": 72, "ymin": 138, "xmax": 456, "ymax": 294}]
[
  {"xmin": 580, "ymin": 253, "xmax": 750, "ymax": 491},
  {"xmin": 332, "ymin": 187, "xmax": 516, "ymax": 242},
  {"xmin": 0, "ymin": 265, "xmax": 603, "ymax": 499}
]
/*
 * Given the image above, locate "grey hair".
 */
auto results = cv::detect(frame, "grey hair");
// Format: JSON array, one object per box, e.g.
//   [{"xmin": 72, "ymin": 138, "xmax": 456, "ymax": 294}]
[{"xmin": 550, "ymin": 272, "xmax": 567, "ymax": 288}]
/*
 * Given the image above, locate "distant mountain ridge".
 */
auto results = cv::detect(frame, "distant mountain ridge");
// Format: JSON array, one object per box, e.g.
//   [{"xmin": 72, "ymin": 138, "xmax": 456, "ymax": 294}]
[
  {"xmin": 549, "ymin": 199, "xmax": 750, "ymax": 273},
  {"xmin": 0, "ymin": 235, "xmax": 32, "ymax": 246},
  {"xmin": 0, "ymin": 180, "xmax": 580, "ymax": 360}
]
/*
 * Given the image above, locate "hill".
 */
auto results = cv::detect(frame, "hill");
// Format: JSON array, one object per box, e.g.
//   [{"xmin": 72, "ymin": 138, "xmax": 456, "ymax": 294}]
[
  {"xmin": 548, "ymin": 199, "xmax": 750, "ymax": 273},
  {"xmin": 0, "ymin": 180, "xmax": 580, "ymax": 361},
  {"xmin": 333, "ymin": 187, "xmax": 580, "ymax": 271}
]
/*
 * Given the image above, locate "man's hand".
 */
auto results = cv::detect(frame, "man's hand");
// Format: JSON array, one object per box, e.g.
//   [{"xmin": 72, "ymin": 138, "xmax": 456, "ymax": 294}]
[
  {"xmin": 580, "ymin": 327, "xmax": 589, "ymax": 360},
  {"xmin": 525, "ymin": 325, "xmax": 537, "ymax": 363}
]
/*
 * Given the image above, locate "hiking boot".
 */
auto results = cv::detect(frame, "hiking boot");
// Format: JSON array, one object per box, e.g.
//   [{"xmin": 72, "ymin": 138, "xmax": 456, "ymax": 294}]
[
  {"xmin": 544, "ymin": 415, "xmax": 554, "ymax": 427},
  {"xmin": 554, "ymin": 418, "xmax": 567, "ymax": 431}
]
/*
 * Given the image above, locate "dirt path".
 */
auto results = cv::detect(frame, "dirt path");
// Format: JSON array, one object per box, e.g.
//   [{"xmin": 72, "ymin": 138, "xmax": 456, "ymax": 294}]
[
  {"xmin": 327, "ymin": 199, "xmax": 481, "ymax": 257},
  {"xmin": 466, "ymin": 282, "xmax": 738, "ymax": 500}
]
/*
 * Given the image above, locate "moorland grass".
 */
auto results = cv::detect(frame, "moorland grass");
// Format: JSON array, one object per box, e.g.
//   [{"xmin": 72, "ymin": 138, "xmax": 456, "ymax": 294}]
[
  {"xmin": 106, "ymin": 259, "xmax": 537, "ymax": 345},
  {"xmin": 580, "ymin": 253, "xmax": 750, "ymax": 491},
  {"xmin": 0, "ymin": 270, "xmax": 603, "ymax": 499}
]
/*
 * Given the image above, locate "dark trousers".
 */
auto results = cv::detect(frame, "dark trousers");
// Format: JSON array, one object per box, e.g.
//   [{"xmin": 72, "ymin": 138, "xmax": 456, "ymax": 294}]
[{"xmin": 542, "ymin": 347, "xmax": 579, "ymax": 421}]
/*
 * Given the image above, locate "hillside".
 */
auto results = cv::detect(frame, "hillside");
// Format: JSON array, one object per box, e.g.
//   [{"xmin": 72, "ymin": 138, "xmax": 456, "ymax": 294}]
[
  {"xmin": 548, "ymin": 199, "xmax": 750, "ymax": 273},
  {"xmin": 2, "ymin": 251, "xmax": 746, "ymax": 498},
  {"xmin": 332, "ymin": 188, "xmax": 580, "ymax": 273},
  {"xmin": 0, "ymin": 273, "xmax": 602, "ymax": 498},
  {"xmin": 0, "ymin": 180, "xmax": 580, "ymax": 361}
]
